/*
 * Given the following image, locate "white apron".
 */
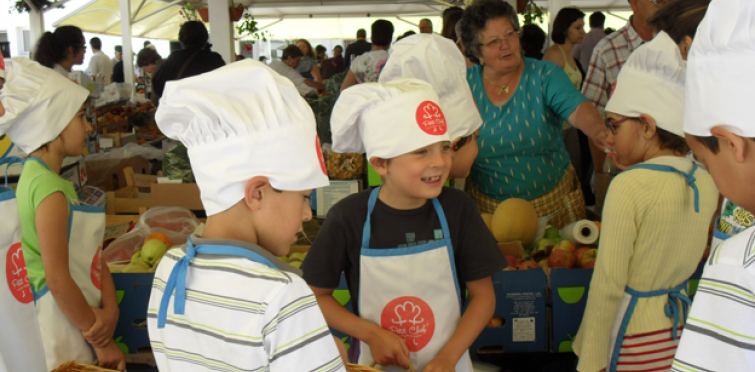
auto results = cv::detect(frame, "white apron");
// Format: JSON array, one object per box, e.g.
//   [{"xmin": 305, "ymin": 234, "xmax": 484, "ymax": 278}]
[
  {"xmin": 25, "ymin": 158, "xmax": 105, "ymax": 370},
  {"xmin": 357, "ymin": 187, "xmax": 473, "ymax": 372},
  {"xmin": 0, "ymin": 157, "xmax": 47, "ymax": 372},
  {"xmin": 605, "ymin": 163, "xmax": 698, "ymax": 372}
]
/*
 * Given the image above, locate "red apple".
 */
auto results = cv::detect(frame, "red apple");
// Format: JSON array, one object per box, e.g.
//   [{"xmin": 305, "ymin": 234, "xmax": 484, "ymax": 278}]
[
  {"xmin": 553, "ymin": 239, "xmax": 576, "ymax": 254},
  {"xmin": 582, "ymin": 259, "xmax": 595, "ymax": 268},
  {"xmin": 503, "ymin": 266, "xmax": 517, "ymax": 271},
  {"xmin": 505, "ymin": 256, "xmax": 521, "ymax": 269},
  {"xmin": 548, "ymin": 249, "xmax": 576, "ymax": 268},
  {"xmin": 519, "ymin": 261, "xmax": 540, "ymax": 270},
  {"xmin": 575, "ymin": 248, "xmax": 598, "ymax": 268}
]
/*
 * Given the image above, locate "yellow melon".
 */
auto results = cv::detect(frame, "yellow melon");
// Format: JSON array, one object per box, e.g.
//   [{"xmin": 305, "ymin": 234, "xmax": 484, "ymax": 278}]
[
  {"xmin": 491, "ymin": 198, "xmax": 538, "ymax": 246},
  {"xmin": 481, "ymin": 214, "xmax": 494, "ymax": 232}
]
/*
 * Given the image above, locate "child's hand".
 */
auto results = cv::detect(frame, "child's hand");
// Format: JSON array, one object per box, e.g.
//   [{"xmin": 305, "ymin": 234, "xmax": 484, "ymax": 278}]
[
  {"xmin": 83, "ymin": 307, "xmax": 118, "ymax": 348},
  {"xmin": 423, "ymin": 355, "xmax": 456, "ymax": 372},
  {"xmin": 93, "ymin": 340, "xmax": 126, "ymax": 371},
  {"xmin": 365, "ymin": 328, "xmax": 410, "ymax": 369}
]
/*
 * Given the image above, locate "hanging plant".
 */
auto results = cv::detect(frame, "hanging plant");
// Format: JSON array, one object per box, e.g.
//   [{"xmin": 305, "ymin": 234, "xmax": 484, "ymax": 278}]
[
  {"xmin": 521, "ymin": 0, "xmax": 546, "ymax": 26},
  {"xmin": 236, "ymin": 11, "xmax": 272, "ymax": 44},
  {"xmin": 11, "ymin": 0, "xmax": 61, "ymax": 13},
  {"xmin": 180, "ymin": 3, "xmax": 199, "ymax": 22}
]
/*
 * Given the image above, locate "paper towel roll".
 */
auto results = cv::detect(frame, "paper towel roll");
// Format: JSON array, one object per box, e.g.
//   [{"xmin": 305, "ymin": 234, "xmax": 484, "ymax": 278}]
[{"xmin": 560, "ymin": 220, "xmax": 600, "ymax": 245}]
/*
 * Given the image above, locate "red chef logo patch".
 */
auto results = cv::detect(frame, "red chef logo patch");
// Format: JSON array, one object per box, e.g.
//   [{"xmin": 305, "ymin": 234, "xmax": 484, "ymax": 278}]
[
  {"xmin": 0, "ymin": 55, "xmax": 5, "ymax": 72},
  {"xmin": 381, "ymin": 296, "xmax": 435, "ymax": 352},
  {"xmin": 91, "ymin": 247, "xmax": 102, "ymax": 290},
  {"xmin": 6, "ymin": 243, "xmax": 33, "ymax": 304},
  {"xmin": 316, "ymin": 135, "xmax": 328, "ymax": 176},
  {"xmin": 415, "ymin": 101, "xmax": 447, "ymax": 136}
]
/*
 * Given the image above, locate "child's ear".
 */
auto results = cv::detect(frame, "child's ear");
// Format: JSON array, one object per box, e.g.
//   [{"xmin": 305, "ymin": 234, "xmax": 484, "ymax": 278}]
[
  {"xmin": 711, "ymin": 126, "xmax": 749, "ymax": 163},
  {"xmin": 638, "ymin": 114, "xmax": 658, "ymax": 139},
  {"xmin": 244, "ymin": 176, "xmax": 271, "ymax": 211},
  {"xmin": 369, "ymin": 157, "xmax": 389, "ymax": 176}
]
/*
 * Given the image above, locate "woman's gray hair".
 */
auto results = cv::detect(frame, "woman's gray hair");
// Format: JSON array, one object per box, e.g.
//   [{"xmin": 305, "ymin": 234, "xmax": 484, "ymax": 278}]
[{"xmin": 460, "ymin": 0, "xmax": 520, "ymax": 64}]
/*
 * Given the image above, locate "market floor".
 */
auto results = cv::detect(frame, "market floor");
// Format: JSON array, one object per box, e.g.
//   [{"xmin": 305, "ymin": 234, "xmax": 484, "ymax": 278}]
[{"xmin": 475, "ymin": 352, "xmax": 579, "ymax": 372}]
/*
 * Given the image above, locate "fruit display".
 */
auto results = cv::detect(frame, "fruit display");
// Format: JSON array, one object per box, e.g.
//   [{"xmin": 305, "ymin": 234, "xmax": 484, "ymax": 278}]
[
  {"xmin": 95, "ymin": 101, "xmax": 155, "ymax": 135},
  {"xmin": 116, "ymin": 234, "xmax": 173, "ymax": 273},
  {"xmin": 491, "ymin": 198, "xmax": 539, "ymax": 246},
  {"xmin": 326, "ymin": 152, "xmax": 365, "ymax": 180},
  {"xmin": 530, "ymin": 226, "xmax": 598, "ymax": 269},
  {"xmin": 277, "ymin": 250, "xmax": 309, "ymax": 269}
]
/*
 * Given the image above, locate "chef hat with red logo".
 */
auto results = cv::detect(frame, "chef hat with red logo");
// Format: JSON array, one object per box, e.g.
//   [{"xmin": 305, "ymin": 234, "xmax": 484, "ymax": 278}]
[
  {"xmin": 0, "ymin": 53, "xmax": 5, "ymax": 80},
  {"xmin": 379, "ymin": 34, "xmax": 482, "ymax": 141},
  {"xmin": 331, "ymin": 78, "xmax": 451, "ymax": 160},
  {"xmin": 155, "ymin": 60, "xmax": 329, "ymax": 216}
]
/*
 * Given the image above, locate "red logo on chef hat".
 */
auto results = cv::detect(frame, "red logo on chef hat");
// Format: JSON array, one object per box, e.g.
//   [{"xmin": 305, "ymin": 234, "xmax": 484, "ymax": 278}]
[
  {"xmin": 0, "ymin": 54, "xmax": 5, "ymax": 72},
  {"xmin": 5, "ymin": 243, "xmax": 33, "ymax": 304},
  {"xmin": 380, "ymin": 296, "xmax": 435, "ymax": 352},
  {"xmin": 416, "ymin": 101, "xmax": 447, "ymax": 136},
  {"xmin": 315, "ymin": 135, "xmax": 328, "ymax": 176}
]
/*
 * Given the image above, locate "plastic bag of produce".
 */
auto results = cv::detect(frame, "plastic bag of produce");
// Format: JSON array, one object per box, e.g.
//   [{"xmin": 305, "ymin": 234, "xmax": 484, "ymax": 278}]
[
  {"xmin": 163, "ymin": 140, "xmax": 195, "ymax": 183},
  {"xmin": 103, "ymin": 206, "xmax": 198, "ymax": 263}
]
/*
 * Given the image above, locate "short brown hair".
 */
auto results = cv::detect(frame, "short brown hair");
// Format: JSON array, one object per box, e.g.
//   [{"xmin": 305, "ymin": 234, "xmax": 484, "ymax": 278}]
[
  {"xmin": 648, "ymin": 0, "xmax": 710, "ymax": 44},
  {"xmin": 656, "ymin": 127, "xmax": 689, "ymax": 155}
]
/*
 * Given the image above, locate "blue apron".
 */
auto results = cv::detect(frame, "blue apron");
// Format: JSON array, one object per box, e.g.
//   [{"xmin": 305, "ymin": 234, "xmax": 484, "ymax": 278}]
[
  {"xmin": 357, "ymin": 187, "xmax": 473, "ymax": 372},
  {"xmin": 606, "ymin": 163, "xmax": 699, "ymax": 372},
  {"xmin": 157, "ymin": 239, "xmax": 276, "ymax": 329}
]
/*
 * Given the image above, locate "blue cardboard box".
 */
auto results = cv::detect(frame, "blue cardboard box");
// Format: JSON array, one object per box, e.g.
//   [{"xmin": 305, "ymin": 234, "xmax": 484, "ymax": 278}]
[
  {"xmin": 550, "ymin": 267, "xmax": 594, "ymax": 352},
  {"xmin": 470, "ymin": 269, "xmax": 549, "ymax": 354},
  {"xmin": 112, "ymin": 273, "xmax": 154, "ymax": 355}
]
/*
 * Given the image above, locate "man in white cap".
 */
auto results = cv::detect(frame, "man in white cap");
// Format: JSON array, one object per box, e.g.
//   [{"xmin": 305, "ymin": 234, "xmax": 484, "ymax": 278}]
[
  {"xmin": 147, "ymin": 60, "xmax": 346, "ymax": 372},
  {"xmin": 572, "ymin": 32, "xmax": 718, "ymax": 372},
  {"xmin": 673, "ymin": 1, "xmax": 755, "ymax": 370},
  {"xmin": 379, "ymin": 33, "xmax": 482, "ymax": 179},
  {"xmin": 302, "ymin": 79, "xmax": 504, "ymax": 372}
]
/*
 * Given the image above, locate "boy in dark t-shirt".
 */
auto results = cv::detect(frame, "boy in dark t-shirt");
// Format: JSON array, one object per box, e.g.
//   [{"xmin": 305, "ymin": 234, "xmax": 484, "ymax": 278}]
[{"xmin": 302, "ymin": 79, "xmax": 504, "ymax": 372}]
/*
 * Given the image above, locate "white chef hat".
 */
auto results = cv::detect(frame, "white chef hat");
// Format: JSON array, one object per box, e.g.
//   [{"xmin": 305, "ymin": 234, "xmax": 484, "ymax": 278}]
[
  {"xmin": 684, "ymin": 0, "xmax": 755, "ymax": 137},
  {"xmin": 606, "ymin": 32, "xmax": 686, "ymax": 137},
  {"xmin": 332, "ymin": 78, "xmax": 451, "ymax": 160},
  {"xmin": 0, "ymin": 57, "xmax": 89, "ymax": 154},
  {"xmin": 379, "ymin": 34, "xmax": 482, "ymax": 141},
  {"xmin": 156, "ymin": 60, "xmax": 330, "ymax": 216}
]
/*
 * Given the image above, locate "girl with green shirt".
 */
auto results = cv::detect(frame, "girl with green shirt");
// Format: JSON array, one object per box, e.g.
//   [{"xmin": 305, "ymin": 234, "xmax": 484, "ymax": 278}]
[{"xmin": 0, "ymin": 58, "xmax": 124, "ymax": 370}]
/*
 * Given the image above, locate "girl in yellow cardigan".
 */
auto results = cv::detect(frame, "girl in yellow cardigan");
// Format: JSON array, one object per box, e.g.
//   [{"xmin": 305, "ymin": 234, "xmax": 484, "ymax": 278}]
[{"xmin": 572, "ymin": 32, "xmax": 718, "ymax": 372}]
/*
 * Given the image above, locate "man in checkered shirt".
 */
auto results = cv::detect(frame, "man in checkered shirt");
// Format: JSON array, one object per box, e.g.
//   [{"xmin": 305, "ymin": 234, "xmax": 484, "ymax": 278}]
[{"xmin": 581, "ymin": 0, "xmax": 666, "ymax": 118}]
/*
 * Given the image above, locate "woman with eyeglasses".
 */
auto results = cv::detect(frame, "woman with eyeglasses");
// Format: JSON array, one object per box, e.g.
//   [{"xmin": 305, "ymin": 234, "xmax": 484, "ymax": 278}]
[
  {"xmin": 572, "ymin": 31, "xmax": 718, "ymax": 372},
  {"xmin": 459, "ymin": 0, "xmax": 608, "ymax": 229},
  {"xmin": 33, "ymin": 26, "xmax": 86, "ymax": 77}
]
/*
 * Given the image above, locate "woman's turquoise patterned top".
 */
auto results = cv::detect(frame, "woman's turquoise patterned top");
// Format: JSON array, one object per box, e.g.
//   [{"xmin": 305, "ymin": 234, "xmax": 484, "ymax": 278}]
[{"xmin": 467, "ymin": 58, "xmax": 588, "ymax": 201}]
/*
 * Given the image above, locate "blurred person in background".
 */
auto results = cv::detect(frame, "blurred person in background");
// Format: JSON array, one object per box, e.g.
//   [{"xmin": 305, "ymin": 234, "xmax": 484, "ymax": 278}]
[
  {"xmin": 33, "ymin": 26, "xmax": 86, "ymax": 76},
  {"xmin": 296, "ymin": 39, "xmax": 322, "ymax": 83},
  {"xmin": 341, "ymin": 19, "xmax": 394, "ymax": 90},
  {"xmin": 519, "ymin": 24, "xmax": 546, "ymax": 60}
]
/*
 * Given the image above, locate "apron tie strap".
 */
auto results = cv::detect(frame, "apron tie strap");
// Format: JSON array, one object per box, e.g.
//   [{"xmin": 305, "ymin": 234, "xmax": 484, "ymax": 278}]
[
  {"xmin": 663, "ymin": 282, "xmax": 692, "ymax": 340},
  {"xmin": 626, "ymin": 163, "xmax": 700, "ymax": 213},
  {"xmin": 157, "ymin": 242, "xmax": 198, "ymax": 329}
]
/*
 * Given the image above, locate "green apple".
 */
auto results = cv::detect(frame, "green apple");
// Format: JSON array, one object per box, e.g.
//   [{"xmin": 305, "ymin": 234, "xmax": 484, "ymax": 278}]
[
  {"xmin": 123, "ymin": 261, "xmax": 150, "ymax": 273},
  {"xmin": 290, "ymin": 261, "xmax": 302, "ymax": 268},
  {"xmin": 545, "ymin": 226, "xmax": 561, "ymax": 240},
  {"xmin": 277, "ymin": 256, "xmax": 289, "ymax": 263},
  {"xmin": 533, "ymin": 238, "xmax": 556, "ymax": 253},
  {"xmin": 131, "ymin": 251, "xmax": 142, "ymax": 263},
  {"xmin": 141, "ymin": 240, "xmax": 168, "ymax": 265},
  {"xmin": 289, "ymin": 252, "xmax": 307, "ymax": 262}
]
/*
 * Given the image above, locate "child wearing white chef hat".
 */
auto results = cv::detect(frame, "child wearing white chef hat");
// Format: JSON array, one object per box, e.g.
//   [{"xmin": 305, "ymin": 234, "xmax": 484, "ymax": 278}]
[
  {"xmin": 302, "ymin": 78, "xmax": 504, "ymax": 372},
  {"xmin": 572, "ymin": 32, "xmax": 719, "ymax": 372},
  {"xmin": 147, "ymin": 59, "xmax": 348, "ymax": 372},
  {"xmin": 0, "ymin": 58, "xmax": 125, "ymax": 370},
  {"xmin": 379, "ymin": 33, "xmax": 483, "ymax": 178},
  {"xmin": 673, "ymin": 0, "xmax": 755, "ymax": 370}
]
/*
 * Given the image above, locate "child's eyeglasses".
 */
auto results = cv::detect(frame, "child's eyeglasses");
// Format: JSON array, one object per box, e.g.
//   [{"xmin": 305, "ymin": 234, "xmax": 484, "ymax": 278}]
[{"xmin": 605, "ymin": 117, "xmax": 633, "ymax": 135}]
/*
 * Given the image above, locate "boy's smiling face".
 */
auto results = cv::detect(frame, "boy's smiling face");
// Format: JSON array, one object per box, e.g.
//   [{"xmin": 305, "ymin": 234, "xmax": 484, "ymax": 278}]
[{"xmin": 373, "ymin": 141, "xmax": 452, "ymax": 209}]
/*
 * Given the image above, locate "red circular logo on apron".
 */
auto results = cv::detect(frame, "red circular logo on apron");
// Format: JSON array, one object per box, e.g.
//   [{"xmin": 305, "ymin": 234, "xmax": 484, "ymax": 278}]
[
  {"xmin": 316, "ymin": 135, "xmax": 328, "ymax": 176},
  {"xmin": 5, "ymin": 243, "xmax": 33, "ymax": 304},
  {"xmin": 91, "ymin": 247, "xmax": 102, "ymax": 290},
  {"xmin": 415, "ymin": 101, "xmax": 447, "ymax": 136},
  {"xmin": 380, "ymin": 296, "xmax": 435, "ymax": 352}
]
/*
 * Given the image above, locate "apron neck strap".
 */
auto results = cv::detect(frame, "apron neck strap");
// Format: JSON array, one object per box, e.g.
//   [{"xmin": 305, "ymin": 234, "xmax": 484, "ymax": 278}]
[
  {"xmin": 362, "ymin": 187, "xmax": 451, "ymax": 248},
  {"xmin": 626, "ymin": 162, "xmax": 700, "ymax": 213},
  {"xmin": 1, "ymin": 156, "xmax": 25, "ymax": 188},
  {"xmin": 157, "ymin": 239, "xmax": 277, "ymax": 329}
]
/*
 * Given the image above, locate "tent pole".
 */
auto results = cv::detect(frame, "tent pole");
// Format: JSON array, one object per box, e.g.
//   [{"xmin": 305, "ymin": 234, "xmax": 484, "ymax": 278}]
[
  {"xmin": 120, "ymin": 0, "xmax": 135, "ymax": 100},
  {"xmin": 209, "ymin": 0, "xmax": 235, "ymax": 64}
]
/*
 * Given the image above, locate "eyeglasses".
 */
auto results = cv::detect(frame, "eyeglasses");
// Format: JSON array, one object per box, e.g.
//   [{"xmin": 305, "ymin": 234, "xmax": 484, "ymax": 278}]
[
  {"xmin": 479, "ymin": 31, "xmax": 518, "ymax": 50},
  {"xmin": 605, "ymin": 116, "xmax": 633, "ymax": 135},
  {"xmin": 646, "ymin": 0, "xmax": 667, "ymax": 4}
]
